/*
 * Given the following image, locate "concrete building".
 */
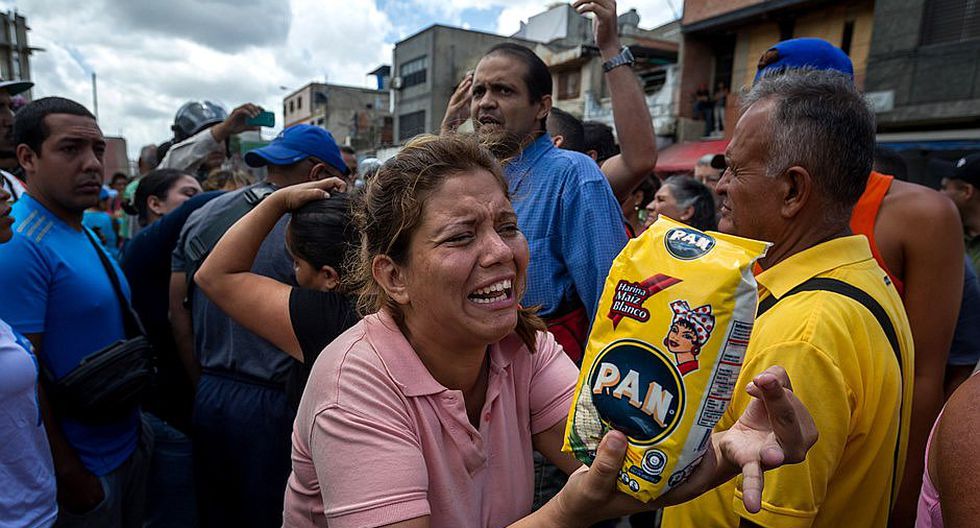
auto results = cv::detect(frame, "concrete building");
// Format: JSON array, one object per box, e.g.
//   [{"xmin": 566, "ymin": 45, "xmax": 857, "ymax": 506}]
[
  {"xmin": 282, "ymin": 82, "xmax": 392, "ymax": 151},
  {"xmin": 102, "ymin": 137, "xmax": 129, "ymax": 180},
  {"xmin": 0, "ymin": 11, "xmax": 38, "ymax": 96},
  {"xmin": 678, "ymin": 0, "xmax": 875, "ymax": 141},
  {"xmin": 865, "ymin": 0, "xmax": 980, "ymax": 185},
  {"xmin": 392, "ymin": 25, "xmax": 538, "ymax": 143}
]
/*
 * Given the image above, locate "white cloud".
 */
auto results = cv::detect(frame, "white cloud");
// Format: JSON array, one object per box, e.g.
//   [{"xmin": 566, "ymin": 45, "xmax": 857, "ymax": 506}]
[
  {"xmin": 18, "ymin": 0, "xmax": 393, "ymax": 158},
  {"xmin": 13, "ymin": 0, "xmax": 677, "ymax": 160},
  {"xmin": 498, "ymin": 1, "xmax": 679, "ymax": 35}
]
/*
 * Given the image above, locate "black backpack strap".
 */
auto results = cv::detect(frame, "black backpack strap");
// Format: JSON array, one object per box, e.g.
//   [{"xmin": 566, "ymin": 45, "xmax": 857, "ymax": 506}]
[
  {"xmin": 757, "ymin": 278, "xmax": 901, "ymax": 372},
  {"xmin": 182, "ymin": 182, "xmax": 277, "ymax": 297},
  {"xmin": 756, "ymin": 276, "xmax": 904, "ymax": 518},
  {"xmin": 83, "ymin": 228, "xmax": 146, "ymax": 338}
]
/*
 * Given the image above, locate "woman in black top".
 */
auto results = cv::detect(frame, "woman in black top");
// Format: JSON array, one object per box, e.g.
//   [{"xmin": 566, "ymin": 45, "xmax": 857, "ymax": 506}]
[{"xmin": 196, "ymin": 178, "xmax": 357, "ymax": 406}]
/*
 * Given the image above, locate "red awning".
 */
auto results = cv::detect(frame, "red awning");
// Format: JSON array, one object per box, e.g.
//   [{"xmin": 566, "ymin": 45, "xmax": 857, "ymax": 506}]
[{"xmin": 655, "ymin": 139, "xmax": 730, "ymax": 174}]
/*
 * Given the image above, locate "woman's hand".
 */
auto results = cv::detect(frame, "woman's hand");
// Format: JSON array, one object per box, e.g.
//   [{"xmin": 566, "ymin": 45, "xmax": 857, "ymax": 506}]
[
  {"xmin": 271, "ymin": 177, "xmax": 347, "ymax": 211},
  {"xmin": 547, "ymin": 366, "xmax": 817, "ymax": 526}
]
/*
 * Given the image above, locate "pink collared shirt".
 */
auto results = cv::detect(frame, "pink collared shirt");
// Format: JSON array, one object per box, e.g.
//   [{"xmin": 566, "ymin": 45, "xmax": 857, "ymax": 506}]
[{"xmin": 283, "ymin": 311, "xmax": 578, "ymax": 528}]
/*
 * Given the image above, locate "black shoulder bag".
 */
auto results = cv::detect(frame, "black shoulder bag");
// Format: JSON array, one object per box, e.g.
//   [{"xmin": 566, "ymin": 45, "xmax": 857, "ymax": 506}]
[{"xmin": 41, "ymin": 229, "xmax": 155, "ymax": 423}]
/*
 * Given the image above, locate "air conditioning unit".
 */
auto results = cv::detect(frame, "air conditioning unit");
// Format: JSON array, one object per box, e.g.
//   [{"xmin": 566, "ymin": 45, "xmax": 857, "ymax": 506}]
[{"xmin": 392, "ymin": 76, "xmax": 404, "ymax": 90}]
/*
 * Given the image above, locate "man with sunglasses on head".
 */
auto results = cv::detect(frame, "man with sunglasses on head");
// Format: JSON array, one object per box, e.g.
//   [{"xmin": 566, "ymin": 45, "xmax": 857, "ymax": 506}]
[{"xmin": 169, "ymin": 124, "xmax": 349, "ymax": 527}]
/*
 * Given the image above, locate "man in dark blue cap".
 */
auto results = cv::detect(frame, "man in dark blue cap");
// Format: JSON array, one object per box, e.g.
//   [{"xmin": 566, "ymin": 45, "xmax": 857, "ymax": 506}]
[
  {"xmin": 169, "ymin": 124, "xmax": 348, "ymax": 528},
  {"xmin": 755, "ymin": 37, "xmax": 854, "ymax": 81},
  {"xmin": 942, "ymin": 154, "xmax": 980, "ymax": 273}
]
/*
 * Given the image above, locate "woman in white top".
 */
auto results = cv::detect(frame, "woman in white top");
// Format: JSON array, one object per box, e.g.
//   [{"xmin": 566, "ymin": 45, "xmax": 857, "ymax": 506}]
[{"xmin": 0, "ymin": 186, "xmax": 57, "ymax": 527}]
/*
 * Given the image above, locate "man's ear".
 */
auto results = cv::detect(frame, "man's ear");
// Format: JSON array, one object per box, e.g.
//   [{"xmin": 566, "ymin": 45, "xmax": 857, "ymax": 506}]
[
  {"xmin": 317, "ymin": 265, "xmax": 341, "ymax": 292},
  {"xmin": 536, "ymin": 94, "xmax": 553, "ymax": 122},
  {"xmin": 552, "ymin": 135, "xmax": 565, "ymax": 148},
  {"xmin": 780, "ymin": 165, "xmax": 812, "ymax": 219},
  {"xmin": 308, "ymin": 162, "xmax": 327, "ymax": 182},
  {"xmin": 16, "ymin": 144, "xmax": 37, "ymax": 173},
  {"xmin": 586, "ymin": 149, "xmax": 599, "ymax": 161},
  {"xmin": 372, "ymin": 254, "xmax": 410, "ymax": 305},
  {"xmin": 965, "ymin": 183, "xmax": 977, "ymax": 201}
]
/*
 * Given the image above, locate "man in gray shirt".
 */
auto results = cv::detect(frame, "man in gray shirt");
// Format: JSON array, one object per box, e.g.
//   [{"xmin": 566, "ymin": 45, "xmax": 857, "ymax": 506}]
[{"xmin": 169, "ymin": 124, "xmax": 348, "ymax": 527}]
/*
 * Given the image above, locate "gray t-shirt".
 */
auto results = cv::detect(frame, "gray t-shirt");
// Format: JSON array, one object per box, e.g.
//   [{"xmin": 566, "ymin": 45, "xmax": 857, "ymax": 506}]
[{"xmin": 172, "ymin": 186, "xmax": 296, "ymax": 383}]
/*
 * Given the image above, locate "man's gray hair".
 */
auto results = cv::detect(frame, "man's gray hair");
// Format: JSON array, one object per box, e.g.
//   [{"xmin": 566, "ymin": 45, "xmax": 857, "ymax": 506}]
[{"xmin": 741, "ymin": 69, "xmax": 875, "ymax": 211}]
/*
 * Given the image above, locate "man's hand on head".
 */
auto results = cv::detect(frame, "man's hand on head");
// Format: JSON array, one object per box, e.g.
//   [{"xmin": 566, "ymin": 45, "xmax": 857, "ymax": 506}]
[{"xmin": 440, "ymin": 72, "xmax": 474, "ymax": 135}]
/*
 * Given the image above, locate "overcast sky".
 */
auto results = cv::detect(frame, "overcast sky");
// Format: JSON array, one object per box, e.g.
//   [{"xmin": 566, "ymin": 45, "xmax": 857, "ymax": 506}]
[{"xmin": 7, "ymin": 0, "xmax": 679, "ymax": 159}]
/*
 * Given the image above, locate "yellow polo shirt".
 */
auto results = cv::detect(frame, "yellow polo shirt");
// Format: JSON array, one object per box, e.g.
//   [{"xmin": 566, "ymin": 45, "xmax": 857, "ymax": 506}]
[{"xmin": 663, "ymin": 235, "xmax": 914, "ymax": 528}]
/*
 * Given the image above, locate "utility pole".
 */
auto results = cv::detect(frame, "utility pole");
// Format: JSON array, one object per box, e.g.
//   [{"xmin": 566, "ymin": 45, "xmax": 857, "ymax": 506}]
[{"xmin": 91, "ymin": 72, "xmax": 99, "ymax": 120}]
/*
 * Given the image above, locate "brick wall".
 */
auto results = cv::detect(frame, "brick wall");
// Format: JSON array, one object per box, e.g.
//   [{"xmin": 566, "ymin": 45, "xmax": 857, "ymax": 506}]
[{"xmin": 682, "ymin": 0, "xmax": 768, "ymax": 26}]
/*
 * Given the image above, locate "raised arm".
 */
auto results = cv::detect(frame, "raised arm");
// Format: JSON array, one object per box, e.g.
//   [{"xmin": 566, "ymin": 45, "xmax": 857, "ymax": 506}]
[
  {"xmin": 159, "ymin": 103, "xmax": 262, "ymax": 172},
  {"xmin": 440, "ymin": 73, "xmax": 474, "ymax": 135},
  {"xmin": 195, "ymin": 178, "xmax": 345, "ymax": 361},
  {"xmin": 574, "ymin": 0, "xmax": 657, "ymax": 204}
]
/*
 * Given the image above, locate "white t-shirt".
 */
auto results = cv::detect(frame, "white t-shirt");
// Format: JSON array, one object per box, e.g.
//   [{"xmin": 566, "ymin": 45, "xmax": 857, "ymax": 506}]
[{"xmin": 0, "ymin": 318, "xmax": 57, "ymax": 527}]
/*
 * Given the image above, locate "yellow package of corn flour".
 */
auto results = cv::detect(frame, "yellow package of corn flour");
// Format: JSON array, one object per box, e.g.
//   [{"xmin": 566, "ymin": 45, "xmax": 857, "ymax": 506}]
[{"xmin": 563, "ymin": 216, "xmax": 770, "ymax": 502}]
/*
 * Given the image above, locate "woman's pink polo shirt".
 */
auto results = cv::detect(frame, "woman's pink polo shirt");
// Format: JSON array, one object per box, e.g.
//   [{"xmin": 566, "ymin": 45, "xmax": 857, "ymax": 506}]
[{"xmin": 283, "ymin": 310, "xmax": 578, "ymax": 528}]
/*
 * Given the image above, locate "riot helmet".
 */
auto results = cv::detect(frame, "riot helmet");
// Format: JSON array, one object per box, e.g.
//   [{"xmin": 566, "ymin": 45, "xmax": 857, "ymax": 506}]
[{"xmin": 172, "ymin": 101, "xmax": 227, "ymax": 142}]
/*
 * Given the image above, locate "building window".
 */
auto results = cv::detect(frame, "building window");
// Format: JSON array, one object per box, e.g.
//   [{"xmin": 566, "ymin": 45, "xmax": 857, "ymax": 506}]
[
  {"xmin": 841, "ymin": 20, "xmax": 855, "ymax": 55},
  {"xmin": 922, "ymin": 0, "xmax": 980, "ymax": 45},
  {"xmin": 557, "ymin": 69, "xmax": 581, "ymax": 100},
  {"xmin": 639, "ymin": 68, "xmax": 667, "ymax": 94},
  {"xmin": 289, "ymin": 100, "xmax": 294, "ymax": 114},
  {"xmin": 298, "ymin": 96, "xmax": 303, "ymax": 110},
  {"xmin": 399, "ymin": 110, "xmax": 426, "ymax": 141},
  {"xmin": 401, "ymin": 56, "xmax": 428, "ymax": 88}
]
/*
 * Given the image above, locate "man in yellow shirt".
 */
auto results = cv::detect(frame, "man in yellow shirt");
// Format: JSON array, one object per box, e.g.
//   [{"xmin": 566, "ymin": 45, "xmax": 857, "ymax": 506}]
[{"xmin": 663, "ymin": 70, "xmax": 914, "ymax": 527}]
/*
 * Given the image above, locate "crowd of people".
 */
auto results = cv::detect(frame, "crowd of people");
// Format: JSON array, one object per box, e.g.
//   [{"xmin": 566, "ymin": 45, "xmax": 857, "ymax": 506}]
[{"xmin": 2, "ymin": 1, "xmax": 980, "ymax": 527}]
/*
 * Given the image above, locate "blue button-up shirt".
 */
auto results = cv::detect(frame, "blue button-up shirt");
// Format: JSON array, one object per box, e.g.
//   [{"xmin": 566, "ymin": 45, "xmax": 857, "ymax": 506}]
[{"xmin": 505, "ymin": 133, "xmax": 628, "ymax": 322}]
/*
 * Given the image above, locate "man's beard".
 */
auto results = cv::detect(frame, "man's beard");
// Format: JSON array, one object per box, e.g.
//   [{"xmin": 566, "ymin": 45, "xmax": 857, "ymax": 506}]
[{"xmin": 476, "ymin": 125, "xmax": 526, "ymax": 162}]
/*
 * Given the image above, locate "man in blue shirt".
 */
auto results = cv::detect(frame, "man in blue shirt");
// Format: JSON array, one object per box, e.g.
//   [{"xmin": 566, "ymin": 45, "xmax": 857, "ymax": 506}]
[
  {"xmin": 443, "ymin": 42, "xmax": 628, "ymax": 364},
  {"xmin": 169, "ymin": 125, "xmax": 349, "ymax": 527},
  {"xmin": 0, "ymin": 97, "xmax": 150, "ymax": 526},
  {"xmin": 441, "ymin": 40, "xmax": 629, "ymax": 513}
]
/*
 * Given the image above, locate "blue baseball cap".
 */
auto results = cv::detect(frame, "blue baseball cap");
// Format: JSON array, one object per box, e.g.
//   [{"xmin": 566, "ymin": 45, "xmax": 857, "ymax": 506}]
[
  {"xmin": 244, "ymin": 124, "xmax": 349, "ymax": 175},
  {"xmin": 755, "ymin": 38, "xmax": 854, "ymax": 83}
]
